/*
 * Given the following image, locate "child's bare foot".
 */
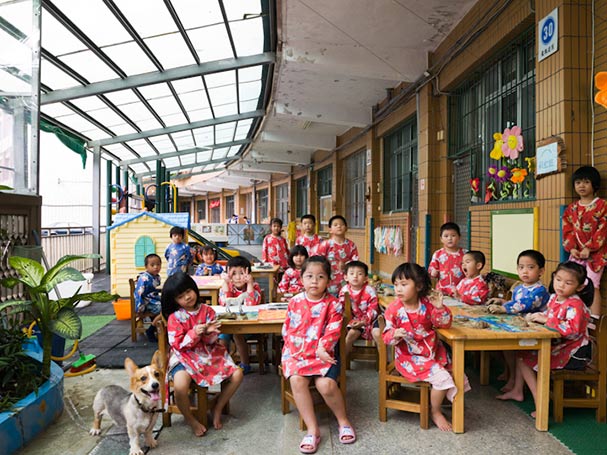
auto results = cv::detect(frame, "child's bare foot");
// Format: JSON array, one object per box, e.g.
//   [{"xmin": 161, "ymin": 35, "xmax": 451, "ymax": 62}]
[
  {"xmin": 496, "ymin": 390, "xmax": 524, "ymax": 402},
  {"xmin": 186, "ymin": 416, "xmax": 207, "ymax": 437},
  {"xmin": 500, "ymin": 380, "xmax": 515, "ymax": 392},
  {"xmin": 212, "ymin": 406, "xmax": 223, "ymax": 430},
  {"xmin": 431, "ymin": 410, "xmax": 452, "ymax": 432},
  {"xmin": 530, "ymin": 410, "xmax": 536, "ymax": 418},
  {"xmin": 496, "ymin": 371, "xmax": 508, "ymax": 381}
]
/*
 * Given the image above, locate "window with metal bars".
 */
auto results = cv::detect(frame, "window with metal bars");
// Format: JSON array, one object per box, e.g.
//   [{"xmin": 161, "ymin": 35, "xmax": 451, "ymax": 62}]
[
  {"xmin": 345, "ymin": 150, "xmax": 366, "ymax": 228},
  {"xmin": 295, "ymin": 177, "xmax": 308, "ymax": 218},
  {"xmin": 197, "ymin": 199, "xmax": 206, "ymax": 221},
  {"xmin": 449, "ymin": 30, "xmax": 536, "ymax": 203},
  {"xmin": 383, "ymin": 118, "xmax": 417, "ymax": 212},
  {"xmin": 275, "ymin": 184, "xmax": 289, "ymax": 222},
  {"xmin": 317, "ymin": 165, "xmax": 332, "ymax": 197},
  {"xmin": 257, "ymin": 189, "xmax": 268, "ymax": 222},
  {"xmin": 225, "ymin": 195, "xmax": 235, "ymax": 219}
]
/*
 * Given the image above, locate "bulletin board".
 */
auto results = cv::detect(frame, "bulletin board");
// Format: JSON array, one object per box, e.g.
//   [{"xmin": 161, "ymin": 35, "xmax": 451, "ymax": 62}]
[{"xmin": 491, "ymin": 208, "xmax": 538, "ymax": 277}]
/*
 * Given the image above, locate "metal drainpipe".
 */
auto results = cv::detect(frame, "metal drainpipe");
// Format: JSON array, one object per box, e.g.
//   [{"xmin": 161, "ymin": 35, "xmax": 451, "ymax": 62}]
[{"xmin": 106, "ymin": 159, "xmax": 112, "ymax": 274}]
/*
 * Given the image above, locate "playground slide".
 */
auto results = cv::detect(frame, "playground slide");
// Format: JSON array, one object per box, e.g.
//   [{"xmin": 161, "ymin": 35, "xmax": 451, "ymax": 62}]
[{"xmin": 188, "ymin": 230, "xmax": 236, "ymax": 260}]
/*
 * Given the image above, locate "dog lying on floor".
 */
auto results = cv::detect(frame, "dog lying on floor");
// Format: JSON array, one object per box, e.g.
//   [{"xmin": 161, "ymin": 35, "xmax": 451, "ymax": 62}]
[{"xmin": 90, "ymin": 350, "xmax": 164, "ymax": 455}]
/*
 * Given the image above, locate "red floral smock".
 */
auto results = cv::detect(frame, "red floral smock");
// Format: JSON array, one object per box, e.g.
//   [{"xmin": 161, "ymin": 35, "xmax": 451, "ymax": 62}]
[
  {"xmin": 339, "ymin": 284, "xmax": 379, "ymax": 340},
  {"xmin": 278, "ymin": 267, "xmax": 303, "ymax": 294},
  {"xmin": 523, "ymin": 294, "xmax": 590, "ymax": 370},
  {"xmin": 455, "ymin": 275, "xmax": 489, "ymax": 305},
  {"xmin": 296, "ymin": 234, "xmax": 322, "ymax": 256},
  {"xmin": 316, "ymin": 238, "xmax": 359, "ymax": 295},
  {"xmin": 262, "ymin": 234, "xmax": 289, "ymax": 269},
  {"xmin": 219, "ymin": 282, "xmax": 262, "ymax": 306},
  {"xmin": 281, "ymin": 292, "xmax": 343, "ymax": 378},
  {"xmin": 428, "ymin": 248, "xmax": 466, "ymax": 296},
  {"xmin": 166, "ymin": 305, "xmax": 237, "ymax": 388},
  {"xmin": 382, "ymin": 297, "xmax": 453, "ymax": 382},
  {"xmin": 562, "ymin": 198, "xmax": 607, "ymax": 272}
]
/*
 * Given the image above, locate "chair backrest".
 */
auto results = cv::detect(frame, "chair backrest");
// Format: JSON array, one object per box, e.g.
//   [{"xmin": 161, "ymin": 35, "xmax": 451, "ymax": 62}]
[
  {"xmin": 129, "ymin": 278, "xmax": 136, "ymax": 312},
  {"xmin": 376, "ymin": 315, "xmax": 388, "ymax": 367},
  {"xmin": 589, "ymin": 315, "xmax": 607, "ymax": 373},
  {"xmin": 343, "ymin": 292, "xmax": 352, "ymax": 322},
  {"xmin": 155, "ymin": 316, "xmax": 170, "ymax": 374}
]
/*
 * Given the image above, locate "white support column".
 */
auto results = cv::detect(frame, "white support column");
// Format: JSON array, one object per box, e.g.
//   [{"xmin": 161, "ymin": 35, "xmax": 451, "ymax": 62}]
[{"xmin": 92, "ymin": 145, "xmax": 101, "ymax": 271}]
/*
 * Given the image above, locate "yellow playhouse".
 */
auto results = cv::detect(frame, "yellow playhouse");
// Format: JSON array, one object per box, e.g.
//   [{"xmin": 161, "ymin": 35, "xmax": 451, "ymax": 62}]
[{"xmin": 108, "ymin": 212, "xmax": 190, "ymax": 296}]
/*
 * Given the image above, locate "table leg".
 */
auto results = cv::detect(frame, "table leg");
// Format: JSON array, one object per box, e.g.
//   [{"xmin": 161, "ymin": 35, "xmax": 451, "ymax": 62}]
[
  {"xmin": 451, "ymin": 340, "xmax": 465, "ymax": 433},
  {"xmin": 211, "ymin": 290, "xmax": 218, "ymax": 306},
  {"xmin": 268, "ymin": 273, "xmax": 275, "ymax": 302},
  {"xmin": 535, "ymin": 338, "xmax": 551, "ymax": 431}
]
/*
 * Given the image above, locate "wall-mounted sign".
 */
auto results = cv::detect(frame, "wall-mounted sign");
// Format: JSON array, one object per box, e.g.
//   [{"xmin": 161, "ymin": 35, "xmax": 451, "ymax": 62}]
[
  {"xmin": 538, "ymin": 8, "xmax": 558, "ymax": 62},
  {"xmin": 209, "ymin": 199, "xmax": 221, "ymax": 209},
  {"xmin": 536, "ymin": 141, "xmax": 559, "ymax": 176}
]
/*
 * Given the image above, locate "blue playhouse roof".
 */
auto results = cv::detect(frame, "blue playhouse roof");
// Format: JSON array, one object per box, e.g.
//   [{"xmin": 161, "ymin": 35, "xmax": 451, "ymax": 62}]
[{"xmin": 107, "ymin": 212, "xmax": 190, "ymax": 231}]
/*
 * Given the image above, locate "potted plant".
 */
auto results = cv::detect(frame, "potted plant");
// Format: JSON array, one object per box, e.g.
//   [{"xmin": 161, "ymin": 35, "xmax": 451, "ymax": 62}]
[{"xmin": 0, "ymin": 254, "xmax": 117, "ymax": 378}]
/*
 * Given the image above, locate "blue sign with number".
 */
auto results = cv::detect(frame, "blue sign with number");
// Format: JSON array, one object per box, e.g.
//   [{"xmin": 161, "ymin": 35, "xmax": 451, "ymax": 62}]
[{"xmin": 542, "ymin": 18, "xmax": 555, "ymax": 45}]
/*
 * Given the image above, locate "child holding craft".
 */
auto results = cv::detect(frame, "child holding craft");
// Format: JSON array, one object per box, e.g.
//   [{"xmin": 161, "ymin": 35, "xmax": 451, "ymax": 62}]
[
  {"xmin": 428, "ymin": 222, "xmax": 466, "ymax": 297},
  {"xmin": 383, "ymin": 262, "xmax": 470, "ymax": 432},
  {"xmin": 562, "ymin": 165, "xmax": 607, "ymax": 317},
  {"xmin": 281, "ymin": 256, "xmax": 355, "ymax": 453},
  {"xmin": 496, "ymin": 262, "xmax": 592, "ymax": 417}
]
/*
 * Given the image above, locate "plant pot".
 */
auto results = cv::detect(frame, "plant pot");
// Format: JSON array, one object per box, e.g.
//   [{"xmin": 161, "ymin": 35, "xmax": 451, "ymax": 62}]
[{"xmin": 0, "ymin": 345, "xmax": 64, "ymax": 454}]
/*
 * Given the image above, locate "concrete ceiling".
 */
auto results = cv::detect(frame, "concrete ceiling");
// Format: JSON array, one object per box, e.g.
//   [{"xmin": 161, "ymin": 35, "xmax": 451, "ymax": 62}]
[{"xmin": 210, "ymin": 0, "xmax": 477, "ymax": 181}]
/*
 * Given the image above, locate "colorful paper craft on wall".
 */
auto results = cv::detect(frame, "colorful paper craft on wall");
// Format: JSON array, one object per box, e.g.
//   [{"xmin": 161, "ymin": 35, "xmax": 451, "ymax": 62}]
[
  {"xmin": 373, "ymin": 226, "xmax": 403, "ymax": 256},
  {"xmin": 596, "ymin": 72, "xmax": 607, "ymax": 108}
]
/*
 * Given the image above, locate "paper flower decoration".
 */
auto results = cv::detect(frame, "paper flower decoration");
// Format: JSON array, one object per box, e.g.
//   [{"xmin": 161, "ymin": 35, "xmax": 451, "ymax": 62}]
[
  {"xmin": 495, "ymin": 166, "xmax": 511, "ymax": 183},
  {"xmin": 487, "ymin": 165, "xmax": 498, "ymax": 180},
  {"xmin": 485, "ymin": 181, "xmax": 495, "ymax": 204},
  {"xmin": 510, "ymin": 168, "xmax": 528, "ymax": 184},
  {"xmin": 501, "ymin": 126, "xmax": 524, "ymax": 159},
  {"xmin": 525, "ymin": 157, "xmax": 536, "ymax": 174},
  {"xmin": 470, "ymin": 178, "xmax": 480, "ymax": 194},
  {"xmin": 489, "ymin": 132, "xmax": 504, "ymax": 160}
]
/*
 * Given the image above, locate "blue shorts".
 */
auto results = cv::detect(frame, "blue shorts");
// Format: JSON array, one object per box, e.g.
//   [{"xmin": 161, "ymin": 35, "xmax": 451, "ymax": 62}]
[
  {"xmin": 324, "ymin": 345, "xmax": 341, "ymax": 381},
  {"xmin": 168, "ymin": 363, "xmax": 186, "ymax": 381}
]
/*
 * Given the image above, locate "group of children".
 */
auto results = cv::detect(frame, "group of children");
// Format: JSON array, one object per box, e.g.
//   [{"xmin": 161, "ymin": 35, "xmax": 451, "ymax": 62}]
[{"xmin": 132, "ymin": 165, "xmax": 604, "ymax": 452}]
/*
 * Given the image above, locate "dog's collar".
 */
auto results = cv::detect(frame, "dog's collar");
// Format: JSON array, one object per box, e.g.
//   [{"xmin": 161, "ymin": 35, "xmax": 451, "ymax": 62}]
[{"xmin": 132, "ymin": 394, "xmax": 163, "ymax": 414}]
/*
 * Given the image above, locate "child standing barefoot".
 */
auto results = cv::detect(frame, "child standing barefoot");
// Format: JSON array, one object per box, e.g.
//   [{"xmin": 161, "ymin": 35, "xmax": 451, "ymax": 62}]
[
  {"xmin": 383, "ymin": 263, "xmax": 470, "ymax": 431},
  {"xmin": 161, "ymin": 273, "xmax": 243, "ymax": 435},
  {"xmin": 496, "ymin": 262, "xmax": 592, "ymax": 415},
  {"xmin": 282, "ymin": 256, "xmax": 355, "ymax": 453}
]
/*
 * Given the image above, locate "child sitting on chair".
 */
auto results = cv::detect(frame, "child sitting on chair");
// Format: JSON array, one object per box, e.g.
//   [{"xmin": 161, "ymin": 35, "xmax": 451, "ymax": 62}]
[
  {"xmin": 194, "ymin": 246, "xmax": 224, "ymax": 276},
  {"xmin": 454, "ymin": 251, "xmax": 489, "ymax": 305},
  {"xmin": 428, "ymin": 222, "xmax": 466, "ymax": 297},
  {"xmin": 383, "ymin": 262, "xmax": 470, "ymax": 432},
  {"xmin": 338, "ymin": 260, "xmax": 381, "ymax": 359},
  {"xmin": 497, "ymin": 262, "xmax": 592, "ymax": 416},
  {"xmin": 219, "ymin": 256, "xmax": 262, "ymax": 374},
  {"xmin": 282, "ymin": 256, "xmax": 356, "ymax": 453},
  {"xmin": 278, "ymin": 245, "xmax": 308, "ymax": 297},
  {"xmin": 134, "ymin": 253, "xmax": 162, "ymax": 342},
  {"xmin": 161, "ymin": 272, "xmax": 243, "ymax": 436},
  {"xmin": 164, "ymin": 226, "xmax": 192, "ymax": 276},
  {"xmin": 295, "ymin": 213, "xmax": 322, "ymax": 255}
]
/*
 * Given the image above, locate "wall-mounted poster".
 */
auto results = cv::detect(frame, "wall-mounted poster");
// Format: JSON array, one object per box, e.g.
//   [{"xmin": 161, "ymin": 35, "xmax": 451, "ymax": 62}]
[{"xmin": 491, "ymin": 208, "xmax": 538, "ymax": 277}]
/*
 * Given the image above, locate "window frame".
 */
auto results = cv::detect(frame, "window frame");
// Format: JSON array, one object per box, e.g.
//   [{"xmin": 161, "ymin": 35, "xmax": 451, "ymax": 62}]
[
  {"xmin": 275, "ymin": 183, "xmax": 289, "ymax": 222},
  {"xmin": 257, "ymin": 188, "xmax": 268, "ymax": 222},
  {"xmin": 382, "ymin": 118, "xmax": 417, "ymax": 213},
  {"xmin": 225, "ymin": 195, "xmax": 235, "ymax": 219},
  {"xmin": 295, "ymin": 176, "xmax": 308, "ymax": 218},
  {"xmin": 196, "ymin": 199, "xmax": 206, "ymax": 222},
  {"xmin": 345, "ymin": 150, "xmax": 366, "ymax": 228}
]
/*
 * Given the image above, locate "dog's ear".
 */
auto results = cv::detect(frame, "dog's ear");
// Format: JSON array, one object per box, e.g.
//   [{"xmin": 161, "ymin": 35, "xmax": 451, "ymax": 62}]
[
  {"xmin": 124, "ymin": 357, "xmax": 138, "ymax": 375},
  {"xmin": 151, "ymin": 350, "xmax": 163, "ymax": 370}
]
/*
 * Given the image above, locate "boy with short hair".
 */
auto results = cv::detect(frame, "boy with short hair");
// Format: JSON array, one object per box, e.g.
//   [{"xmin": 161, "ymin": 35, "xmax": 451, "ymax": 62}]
[
  {"xmin": 164, "ymin": 226, "xmax": 192, "ymax": 277},
  {"xmin": 134, "ymin": 253, "xmax": 162, "ymax": 342},
  {"xmin": 296, "ymin": 213, "xmax": 322, "ymax": 255},
  {"xmin": 219, "ymin": 256, "xmax": 263, "ymax": 374},
  {"xmin": 454, "ymin": 250, "xmax": 489, "ymax": 305},
  {"xmin": 316, "ymin": 215, "xmax": 359, "ymax": 296},
  {"xmin": 562, "ymin": 165, "xmax": 607, "ymax": 316},
  {"xmin": 428, "ymin": 222, "xmax": 466, "ymax": 297},
  {"xmin": 338, "ymin": 261, "xmax": 381, "ymax": 358},
  {"xmin": 262, "ymin": 217, "xmax": 289, "ymax": 270}
]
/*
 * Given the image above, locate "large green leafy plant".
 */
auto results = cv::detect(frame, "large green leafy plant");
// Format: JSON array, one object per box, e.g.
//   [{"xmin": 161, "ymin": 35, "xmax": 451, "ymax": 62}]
[{"xmin": 0, "ymin": 254, "xmax": 117, "ymax": 378}]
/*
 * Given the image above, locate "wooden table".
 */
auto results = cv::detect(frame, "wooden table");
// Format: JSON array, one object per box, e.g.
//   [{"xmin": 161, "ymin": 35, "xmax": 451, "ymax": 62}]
[
  {"xmin": 219, "ymin": 318, "xmax": 284, "ymax": 335},
  {"xmin": 191, "ymin": 275, "xmax": 223, "ymax": 306},
  {"xmin": 251, "ymin": 264, "xmax": 281, "ymax": 302},
  {"xmin": 378, "ymin": 296, "xmax": 560, "ymax": 433}
]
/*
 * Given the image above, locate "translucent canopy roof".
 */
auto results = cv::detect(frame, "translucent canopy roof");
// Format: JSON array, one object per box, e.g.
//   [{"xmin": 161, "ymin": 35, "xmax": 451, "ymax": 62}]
[{"xmin": 0, "ymin": 0, "xmax": 275, "ymax": 178}]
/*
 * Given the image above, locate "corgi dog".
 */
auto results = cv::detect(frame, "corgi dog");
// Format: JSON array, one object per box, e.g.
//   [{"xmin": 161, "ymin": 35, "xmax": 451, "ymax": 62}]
[{"xmin": 90, "ymin": 351, "xmax": 164, "ymax": 455}]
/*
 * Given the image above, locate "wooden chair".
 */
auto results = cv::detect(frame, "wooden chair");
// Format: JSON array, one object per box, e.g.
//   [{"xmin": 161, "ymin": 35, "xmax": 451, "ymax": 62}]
[
  {"xmin": 228, "ymin": 290, "xmax": 268, "ymax": 374},
  {"xmin": 280, "ymin": 317, "xmax": 347, "ymax": 430},
  {"xmin": 377, "ymin": 315, "xmax": 430, "ymax": 429},
  {"xmin": 155, "ymin": 317, "xmax": 229, "ymax": 428},
  {"xmin": 129, "ymin": 278, "xmax": 156, "ymax": 342},
  {"xmin": 343, "ymin": 292, "xmax": 379, "ymax": 370},
  {"xmin": 551, "ymin": 315, "xmax": 607, "ymax": 423}
]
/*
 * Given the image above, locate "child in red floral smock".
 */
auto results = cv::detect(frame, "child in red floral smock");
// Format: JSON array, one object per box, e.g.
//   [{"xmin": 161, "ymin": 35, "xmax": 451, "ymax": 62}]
[
  {"xmin": 278, "ymin": 245, "xmax": 308, "ymax": 296},
  {"xmin": 262, "ymin": 217, "xmax": 289, "ymax": 270},
  {"xmin": 428, "ymin": 222, "xmax": 466, "ymax": 297},
  {"xmin": 161, "ymin": 273, "xmax": 243, "ymax": 436}
]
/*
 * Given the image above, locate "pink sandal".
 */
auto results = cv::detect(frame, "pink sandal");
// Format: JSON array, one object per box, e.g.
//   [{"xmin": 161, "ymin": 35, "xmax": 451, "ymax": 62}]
[
  {"xmin": 299, "ymin": 434, "xmax": 320, "ymax": 454},
  {"xmin": 339, "ymin": 426, "xmax": 356, "ymax": 444}
]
